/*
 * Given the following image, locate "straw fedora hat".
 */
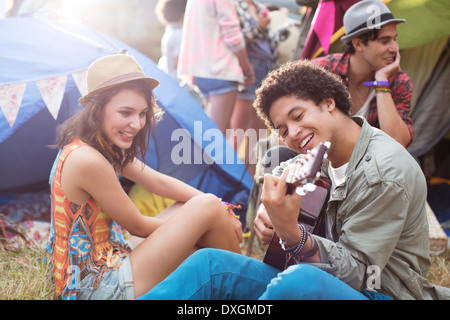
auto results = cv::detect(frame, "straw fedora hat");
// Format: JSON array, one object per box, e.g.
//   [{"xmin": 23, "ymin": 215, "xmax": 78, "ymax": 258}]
[
  {"xmin": 79, "ymin": 54, "xmax": 159, "ymax": 105},
  {"xmin": 341, "ymin": 0, "xmax": 405, "ymax": 44}
]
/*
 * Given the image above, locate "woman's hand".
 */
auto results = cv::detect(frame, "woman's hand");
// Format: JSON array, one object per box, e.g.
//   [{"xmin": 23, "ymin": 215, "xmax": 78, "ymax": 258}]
[{"xmin": 229, "ymin": 213, "xmax": 243, "ymax": 243}]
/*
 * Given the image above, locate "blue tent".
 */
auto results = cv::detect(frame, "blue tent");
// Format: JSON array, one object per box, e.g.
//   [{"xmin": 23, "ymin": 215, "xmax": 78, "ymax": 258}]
[{"xmin": 0, "ymin": 14, "xmax": 252, "ymax": 205}]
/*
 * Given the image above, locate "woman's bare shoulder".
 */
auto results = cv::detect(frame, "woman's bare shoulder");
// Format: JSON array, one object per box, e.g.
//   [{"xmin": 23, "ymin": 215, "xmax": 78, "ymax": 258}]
[{"xmin": 64, "ymin": 144, "xmax": 115, "ymax": 177}]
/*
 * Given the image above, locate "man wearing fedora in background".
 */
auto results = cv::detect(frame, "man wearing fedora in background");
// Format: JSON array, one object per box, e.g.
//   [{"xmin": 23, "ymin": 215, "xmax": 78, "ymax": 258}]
[
  {"xmin": 260, "ymin": 0, "xmax": 413, "ymax": 175},
  {"xmin": 313, "ymin": 0, "xmax": 413, "ymax": 148}
]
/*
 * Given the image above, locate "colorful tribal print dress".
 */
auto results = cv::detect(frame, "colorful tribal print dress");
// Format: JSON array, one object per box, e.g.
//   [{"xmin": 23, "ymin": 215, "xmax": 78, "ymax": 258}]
[{"xmin": 47, "ymin": 139, "xmax": 131, "ymax": 300}]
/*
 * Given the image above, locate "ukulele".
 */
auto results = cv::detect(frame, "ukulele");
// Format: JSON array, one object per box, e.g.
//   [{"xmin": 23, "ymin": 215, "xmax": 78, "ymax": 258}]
[{"xmin": 263, "ymin": 142, "xmax": 331, "ymax": 270}]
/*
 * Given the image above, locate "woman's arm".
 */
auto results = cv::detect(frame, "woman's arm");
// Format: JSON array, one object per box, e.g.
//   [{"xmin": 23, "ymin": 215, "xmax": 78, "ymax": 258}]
[
  {"xmin": 122, "ymin": 158, "xmax": 243, "ymax": 242},
  {"xmin": 120, "ymin": 158, "xmax": 204, "ymax": 203},
  {"xmin": 66, "ymin": 147, "xmax": 164, "ymax": 238}
]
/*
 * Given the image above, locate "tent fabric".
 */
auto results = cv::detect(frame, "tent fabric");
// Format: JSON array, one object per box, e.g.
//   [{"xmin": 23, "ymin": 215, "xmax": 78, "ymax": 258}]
[
  {"xmin": 0, "ymin": 14, "xmax": 252, "ymax": 202},
  {"xmin": 407, "ymin": 37, "xmax": 450, "ymax": 159},
  {"xmin": 388, "ymin": 0, "xmax": 450, "ymax": 50},
  {"xmin": 400, "ymin": 37, "xmax": 449, "ymax": 112}
]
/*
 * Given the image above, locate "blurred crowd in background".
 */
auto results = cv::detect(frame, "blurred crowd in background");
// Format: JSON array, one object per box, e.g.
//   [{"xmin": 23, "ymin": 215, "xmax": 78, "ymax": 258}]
[{"xmin": 0, "ymin": 0, "xmax": 304, "ymax": 64}]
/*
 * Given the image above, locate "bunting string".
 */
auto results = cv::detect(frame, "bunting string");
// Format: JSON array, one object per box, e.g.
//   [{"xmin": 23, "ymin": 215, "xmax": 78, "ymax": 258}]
[{"xmin": 0, "ymin": 70, "xmax": 88, "ymax": 127}]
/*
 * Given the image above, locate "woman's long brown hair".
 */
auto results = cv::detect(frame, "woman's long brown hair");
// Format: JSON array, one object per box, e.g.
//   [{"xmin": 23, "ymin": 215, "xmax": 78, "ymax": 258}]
[{"xmin": 54, "ymin": 79, "xmax": 163, "ymax": 172}]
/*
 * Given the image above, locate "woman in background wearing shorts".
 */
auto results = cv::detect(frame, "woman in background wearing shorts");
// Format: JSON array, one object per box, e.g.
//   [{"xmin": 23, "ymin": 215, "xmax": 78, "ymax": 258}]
[
  {"xmin": 230, "ymin": 0, "xmax": 293, "ymax": 175},
  {"xmin": 178, "ymin": 0, "xmax": 255, "ymax": 135}
]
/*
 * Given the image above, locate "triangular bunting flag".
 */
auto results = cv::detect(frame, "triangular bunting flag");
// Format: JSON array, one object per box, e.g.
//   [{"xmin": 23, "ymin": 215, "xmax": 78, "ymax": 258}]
[
  {"xmin": 0, "ymin": 82, "xmax": 27, "ymax": 127},
  {"xmin": 37, "ymin": 75, "xmax": 67, "ymax": 120},
  {"xmin": 72, "ymin": 69, "xmax": 88, "ymax": 97}
]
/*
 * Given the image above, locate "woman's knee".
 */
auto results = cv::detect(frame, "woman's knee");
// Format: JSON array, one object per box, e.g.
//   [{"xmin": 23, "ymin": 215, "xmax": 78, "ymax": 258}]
[
  {"xmin": 185, "ymin": 194, "xmax": 224, "ymax": 219},
  {"xmin": 188, "ymin": 193, "xmax": 222, "ymax": 210}
]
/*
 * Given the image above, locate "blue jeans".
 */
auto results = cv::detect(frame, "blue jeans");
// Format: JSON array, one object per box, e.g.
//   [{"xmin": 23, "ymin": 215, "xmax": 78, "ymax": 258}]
[{"xmin": 138, "ymin": 249, "xmax": 391, "ymax": 300}]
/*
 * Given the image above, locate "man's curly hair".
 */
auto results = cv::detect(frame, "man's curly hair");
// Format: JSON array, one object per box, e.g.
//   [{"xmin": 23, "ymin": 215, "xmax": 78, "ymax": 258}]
[{"xmin": 253, "ymin": 59, "xmax": 352, "ymax": 129}]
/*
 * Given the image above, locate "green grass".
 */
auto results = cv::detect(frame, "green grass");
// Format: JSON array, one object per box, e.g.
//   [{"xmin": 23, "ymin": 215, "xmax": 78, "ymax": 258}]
[
  {"xmin": 0, "ymin": 237, "xmax": 448, "ymax": 300},
  {"xmin": 0, "ymin": 242, "xmax": 56, "ymax": 300}
]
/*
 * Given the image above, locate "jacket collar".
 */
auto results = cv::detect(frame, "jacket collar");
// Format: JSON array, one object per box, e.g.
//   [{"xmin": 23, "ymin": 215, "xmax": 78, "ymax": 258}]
[
  {"xmin": 323, "ymin": 115, "xmax": 373, "ymax": 179},
  {"xmin": 348, "ymin": 116, "xmax": 373, "ymax": 173}
]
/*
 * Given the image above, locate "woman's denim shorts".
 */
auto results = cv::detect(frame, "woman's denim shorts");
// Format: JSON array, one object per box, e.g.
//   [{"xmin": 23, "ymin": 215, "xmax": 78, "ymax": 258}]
[
  {"xmin": 76, "ymin": 255, "xmax": 134, "ymax": 300},
  {"xmin": 194, "ymin": 76, "xmax": 238, "ymax": 98},
  {"xmin": 238, "ymin": 56, "xmax": 274, "ymax": 101}
]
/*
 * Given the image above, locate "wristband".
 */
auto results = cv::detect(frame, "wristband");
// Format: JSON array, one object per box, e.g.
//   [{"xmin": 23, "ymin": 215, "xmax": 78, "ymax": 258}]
[
  {"xmin": 280, "ymin": 224, "xmax": 307, "ymax": 255},
  {"xmin": 299, "ymin": 233, "xmax": 319, "ymax": 260},
  {"xmin": 375, "ymin": 87, "xmax": 391, "ymax": 93},
  {"xmin": 363, "ymin": 80, "xmax": 390, "ymax": 87}
]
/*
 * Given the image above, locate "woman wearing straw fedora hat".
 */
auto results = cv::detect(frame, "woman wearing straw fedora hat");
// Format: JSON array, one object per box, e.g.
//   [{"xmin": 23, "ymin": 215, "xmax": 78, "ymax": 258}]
[
  {"xmin": 313, "ymin": 0, "xmax": 413, "ymax": 148},
  {"xmin": 46, "ymin": 54, "xmax": 242, "ymax": 300}
]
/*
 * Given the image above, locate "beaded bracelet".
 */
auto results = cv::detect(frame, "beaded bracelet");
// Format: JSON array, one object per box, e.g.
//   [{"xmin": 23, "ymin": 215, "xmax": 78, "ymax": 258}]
[
  {"xmin": 375, "ymin": 87, "xmax": 392, "ymax": 93},
  {"xmin": 221, "ymin": 201, "xmax": 241, "ymax": 221},
  {"xmin": 288, "ymin": 232, "xmax": 319, "ymax": 264},
  {"xmin": 300, "ymin": 233, "xmax": 319, "ymax": 260},
  {"xmin": 280, "ymin": 224, "xmax": 307, "ymax": 255}
]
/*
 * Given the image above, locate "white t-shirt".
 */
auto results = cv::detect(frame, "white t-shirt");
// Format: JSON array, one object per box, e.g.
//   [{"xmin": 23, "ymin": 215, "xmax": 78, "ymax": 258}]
[
  {"xmin": 354, "ymin": 88, "xmax": 375, "ymax": 118},
  {"xmin": 326, "ymin": 162, "xmax": 349, "ymax": 239}
]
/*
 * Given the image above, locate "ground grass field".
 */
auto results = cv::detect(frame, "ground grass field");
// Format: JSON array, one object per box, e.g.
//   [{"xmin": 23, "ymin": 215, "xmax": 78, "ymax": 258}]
[
  {"xmin": 0, "ymin": 243, "xmax": 56, "ymax": 300},
  {"xmin": 0, "ymin": 237, "xmax": 448, "ymax": 300}
]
